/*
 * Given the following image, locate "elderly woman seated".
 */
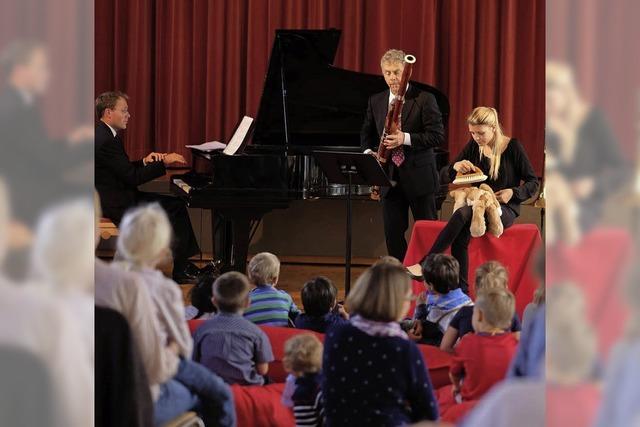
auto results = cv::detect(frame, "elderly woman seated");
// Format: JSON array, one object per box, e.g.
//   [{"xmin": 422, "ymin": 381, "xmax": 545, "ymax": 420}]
[{"xmin": 115, "ymin": 203, "xmax": 235, "ymax": 426}]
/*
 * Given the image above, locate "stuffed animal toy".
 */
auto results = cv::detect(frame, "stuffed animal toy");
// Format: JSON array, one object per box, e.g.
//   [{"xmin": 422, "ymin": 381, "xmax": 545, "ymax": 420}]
[{"xmin": 450, "ymin": 184, "xmax": 504, "ymax": 238}]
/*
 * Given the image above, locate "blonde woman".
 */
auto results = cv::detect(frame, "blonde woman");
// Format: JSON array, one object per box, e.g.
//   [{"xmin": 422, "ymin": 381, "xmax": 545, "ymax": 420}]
[{"xmin": 414, "ymin": 107, "xmax": 538, "ymax": 291}]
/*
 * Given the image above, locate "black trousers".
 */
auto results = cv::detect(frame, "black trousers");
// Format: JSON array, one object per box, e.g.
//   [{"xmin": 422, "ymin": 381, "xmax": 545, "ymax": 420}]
[
  {"xmin": 427, "ymin": 205, "xmax": 517, "ymax": 290},
  {"xmin": 382, "ymin": 184, "xmax": 437, "ymax": 262},
  {"xmin": 106, "ymin": 192, "xmax": 200, "ymax": 270}
]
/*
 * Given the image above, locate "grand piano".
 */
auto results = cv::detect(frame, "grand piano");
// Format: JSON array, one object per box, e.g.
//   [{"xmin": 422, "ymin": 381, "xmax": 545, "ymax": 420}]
[{"xmin": 171, "ymin": 29, "xmax": 450, "ymax": 273}]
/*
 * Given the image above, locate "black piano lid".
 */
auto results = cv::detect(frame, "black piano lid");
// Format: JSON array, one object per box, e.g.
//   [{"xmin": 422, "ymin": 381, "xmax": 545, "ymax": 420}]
[{"xmin": 252, "ymin": 29, "xmax": 449, "ymax": 151}]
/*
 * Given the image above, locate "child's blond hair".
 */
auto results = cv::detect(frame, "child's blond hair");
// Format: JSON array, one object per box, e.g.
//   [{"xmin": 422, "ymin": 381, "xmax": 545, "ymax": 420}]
[
  {"xmin": 283, "ymin": 334, "xmax": 323, "ymax": 374},
  {"xmin": 475, "ymin": 288, "xmax": 515, "ymax": 330},
  {"xmin": 475, "ymin": 261, "xmax": 509, "ymax": 292},
  {"xmin": 247, "ymin": 252, "xmax": 280, "ymax": 285}
]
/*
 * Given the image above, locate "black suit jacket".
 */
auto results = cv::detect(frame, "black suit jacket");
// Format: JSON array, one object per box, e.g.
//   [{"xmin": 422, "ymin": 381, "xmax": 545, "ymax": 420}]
[
  {"xmin": 0, "ymin": 86, "xmax": 91, "ymax": 223},
  {"xmin": 95, "ymin": 121, "xmax": 166, "ymax": 221},
  {"xmin": 360, "ymin": 85, "xmax": 444, "ymax": 198}
]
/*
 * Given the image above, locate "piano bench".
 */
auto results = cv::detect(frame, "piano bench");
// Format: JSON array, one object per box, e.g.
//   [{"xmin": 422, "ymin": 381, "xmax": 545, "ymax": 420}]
[{"xmin": 99, "ymin": 218, "xmax": 119, "ymax": 240}]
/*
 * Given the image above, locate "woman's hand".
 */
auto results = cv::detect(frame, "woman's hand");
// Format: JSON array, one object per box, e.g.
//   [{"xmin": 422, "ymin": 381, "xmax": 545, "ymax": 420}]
[
  {"xmin": 494, "ymin": 188, "xmax": 514, "ymax": 203},
  {"xmin": 453, "ymin": 160, "xmax": 475, "ymax": 174}
]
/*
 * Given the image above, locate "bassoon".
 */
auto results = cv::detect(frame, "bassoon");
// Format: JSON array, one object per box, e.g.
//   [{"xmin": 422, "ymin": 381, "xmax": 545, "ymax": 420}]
[{"xmin": 371, "ymin": 54, "xmax": 416, "ymax": 200}]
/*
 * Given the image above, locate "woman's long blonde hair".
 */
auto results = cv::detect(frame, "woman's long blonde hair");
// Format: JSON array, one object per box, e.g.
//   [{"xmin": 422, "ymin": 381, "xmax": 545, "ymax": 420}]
[{"xmin": 467, "ymin": 107, "xmax": 508, "ymax": 180}]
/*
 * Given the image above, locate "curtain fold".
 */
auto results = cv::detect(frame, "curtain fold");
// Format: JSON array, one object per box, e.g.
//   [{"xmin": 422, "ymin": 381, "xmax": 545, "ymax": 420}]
[{"xmin": 95, "ymin": 0, "xmax": 545, "ymax": 173}]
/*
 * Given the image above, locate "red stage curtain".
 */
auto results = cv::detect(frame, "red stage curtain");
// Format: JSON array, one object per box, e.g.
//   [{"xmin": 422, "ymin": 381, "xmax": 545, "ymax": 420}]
[{"xmin": 95, "ymin": 0, "xmax": 545, "ymax": 172}]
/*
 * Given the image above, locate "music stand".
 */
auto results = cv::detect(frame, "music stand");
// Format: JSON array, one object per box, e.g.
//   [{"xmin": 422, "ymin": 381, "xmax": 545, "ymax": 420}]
[{"xmin": 313, "ymin": 151, "xmax": 391, "ymax": 295}]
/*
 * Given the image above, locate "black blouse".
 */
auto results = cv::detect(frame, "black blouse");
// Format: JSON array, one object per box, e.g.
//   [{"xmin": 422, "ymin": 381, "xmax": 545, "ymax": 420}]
[{"xmin": 448, "ymin": 138, "xmax": 539, "ymax": 215}]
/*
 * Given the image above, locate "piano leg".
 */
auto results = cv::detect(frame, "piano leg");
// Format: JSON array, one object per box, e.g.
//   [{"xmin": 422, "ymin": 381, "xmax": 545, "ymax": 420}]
[
  {"xmin": 214, "ymin": 209, "xmax": 271, "ymax": 274},
  {"xmin": 228, "ymin": 218, "xmax": 251, "ymax": 274}
]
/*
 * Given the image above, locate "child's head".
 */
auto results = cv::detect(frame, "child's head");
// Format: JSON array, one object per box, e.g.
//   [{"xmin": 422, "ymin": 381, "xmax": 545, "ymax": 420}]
[
  {"xmin": 472, "ymin": 288, "xmax": 515, "ymax": 332},
  {"xmin": 283, "ymin": 334, "xmax": 323, "ymax": 376},
  {"xmin": 421, "ymin": 254, "xmax": 459, "ymax": 294},
  {"xmin": 474, "ymin": 261, "xmax": 509, "ymax": 293},
  {"xmin": 347, "ymin": 262, "xmax": 412, "ymax": 322},
  {"xmin": 117, "ymin": 203, "xmax": 172, "ymax": 268},
  {"xmin": 247, "ymin": 252, "xmax": 280, "ymax": 286},
  {"xmin": 212, "ymin": 271, "xmax": 251, "ymax": 313},
  {"xmin": 301, "ymin": 276, "xmax": 338, "ymax": 317},
  {"xmin": 374, "ymin": 256, "xmax": 403, "ymax": 267},
  {"xmin": 189, "ymin": 273, "xmax": 219, "ymax": 317}
]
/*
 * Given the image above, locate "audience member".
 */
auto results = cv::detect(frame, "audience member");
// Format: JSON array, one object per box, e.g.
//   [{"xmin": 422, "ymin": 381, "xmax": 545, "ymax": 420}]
[
  {"xmin": 295, "ymin": 276, "xmax": 349, "ymax": 333},
  {"xmin": 440, "ymin": 261, "xmax": 521, "ymax": 352},
  {"xmin": 283, "ymin": 334, "xmax": 324, "ymax": 426},
  {"xmin": 244, "ymin": 252, "xmax": 300, "ymax": 326},
  {"xmin": 323, "ymin": 262, "xmax": 438, "ymax": 425},
  {"xmin": 185, "ymin": 272, "xmax": 218, "ymax": 320},
  {"xmin": 448, "ymin": 289, "xmax": 518, "ymax": 404},
  {"xmin": 409, "ymin": 254, "xmax": 472, "ymax": 345},
  {"xmin": 193, "ymin": 271, "xmax": 274, "ymax": 385},
  {"xmin": 114, "ymin": 203, "xmax": 235, "ymax": 426}
]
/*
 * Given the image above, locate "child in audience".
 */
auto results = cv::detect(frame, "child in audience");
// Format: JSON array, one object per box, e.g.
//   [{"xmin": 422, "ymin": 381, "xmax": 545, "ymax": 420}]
[
  {"xmin": 244, "ymin": 252, "xmax": 301, "ymax": 326},
  {"xmin": 282, "ymin": 334, "xmax": 324, "ymax": 426},
  {"xmin": 446, "ymin": 288, "xmax": 519, "ymax": 408},
  {"xmin": 185, "ymin": 272, "xmax": 219, "ymax": 320},
  {"xmin": 193, "ymin": 271, "xmax": 274, "ymax": 385},
  {"xmin": 323, "ymin": 262, "xmax": 438, "ymax": 425},
  {"xmin": 409, "ymin": 254, "xmax": 473, "ymax": 346},
  {"xmin": 440, "ymin": 261, "xmax": 521, "ymax": 352},
  {"xmin": 295, "ymin": 276, "xmax": 349, "ymax": 333}
]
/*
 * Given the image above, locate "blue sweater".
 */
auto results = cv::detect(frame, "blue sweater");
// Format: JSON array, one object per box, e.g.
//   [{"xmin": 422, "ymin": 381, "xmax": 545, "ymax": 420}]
[
  {"xmin": 322, "ymin": 323, "xmax": 438, "ymax": 426},
  {"xmin": 294, "ymin": 312, "xmax": 349, "ymax": 334}
]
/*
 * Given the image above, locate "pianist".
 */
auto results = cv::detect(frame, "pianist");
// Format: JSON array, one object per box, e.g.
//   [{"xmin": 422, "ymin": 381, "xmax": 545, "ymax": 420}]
[
  {"xmin": 360, "ymin": 49, "xmax": 444, "ymax": 261},
  {"xmin": 94, "ymin": 91, "xmax": 201, "ymax": 283}
]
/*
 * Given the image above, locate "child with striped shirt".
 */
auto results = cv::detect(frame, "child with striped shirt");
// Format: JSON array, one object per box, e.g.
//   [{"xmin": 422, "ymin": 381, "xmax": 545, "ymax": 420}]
[
  {"xmin": 244, "ymin": 252, "xmax": 300, "ymax": 326},
  {"xmin": 283, "ymin": 334, "xmax": 324, "ymax": 426}
]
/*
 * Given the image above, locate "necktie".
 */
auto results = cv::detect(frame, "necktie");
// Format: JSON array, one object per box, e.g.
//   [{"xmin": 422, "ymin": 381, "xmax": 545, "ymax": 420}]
[
  {"xmin": 391, "ymin": 146, "xmax": 405, "ymax": 166},
  {"xmin": 388, "ymin": 96, "xmax": 405, "ymax": 167}
]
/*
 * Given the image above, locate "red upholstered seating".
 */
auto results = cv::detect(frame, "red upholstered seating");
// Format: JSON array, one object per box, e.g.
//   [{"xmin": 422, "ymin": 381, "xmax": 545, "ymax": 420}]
[
  {"xmin": 187, "ymin": 320, "xmax": 454, "ymax": 426},
  {"xmin": 258, "ymin": 326, "xmax": 324, "ymax": 382},
  {"xmin": 231, "ymin": 383, "xmax": 295, "ymax": 427},
  {"xmin": 404, "ymin": 220, "xmax": 542, "ymax": 317},
  {"xmin": 187, "ymin": 318, "xmax": 206, "ymax": 334},
  {"xmin": 187, "ymin": 320, "xmax": 453, "ymax": 387}
]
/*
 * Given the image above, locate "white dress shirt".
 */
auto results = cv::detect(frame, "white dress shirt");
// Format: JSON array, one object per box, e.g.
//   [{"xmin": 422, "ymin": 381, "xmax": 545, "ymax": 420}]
[{"xmin": 363, "ymin": 88, "xmax": 412, "ymax": 154}]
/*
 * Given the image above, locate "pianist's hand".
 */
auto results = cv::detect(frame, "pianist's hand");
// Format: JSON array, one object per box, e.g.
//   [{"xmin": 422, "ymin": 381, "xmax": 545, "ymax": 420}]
[
  {"xmin": 383, "ymin": 129, "xmax": 405, "ymax": 149},
  {"xmin": 163, "ymin": 153, "xmax": 187, "ymax": 165},
  {"xmin": 143, "ymin": 152, "xmax": 166, "ymax": 164}
]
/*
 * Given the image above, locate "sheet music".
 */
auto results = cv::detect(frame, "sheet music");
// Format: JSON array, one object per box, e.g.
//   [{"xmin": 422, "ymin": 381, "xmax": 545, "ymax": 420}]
[
  {"xmin": 186, "ymin": 141, "xmax": 227, "ymax": 151},
  {"xmin": 223, "ymin": 116, "xmax": 254, "ymax": 155}
]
